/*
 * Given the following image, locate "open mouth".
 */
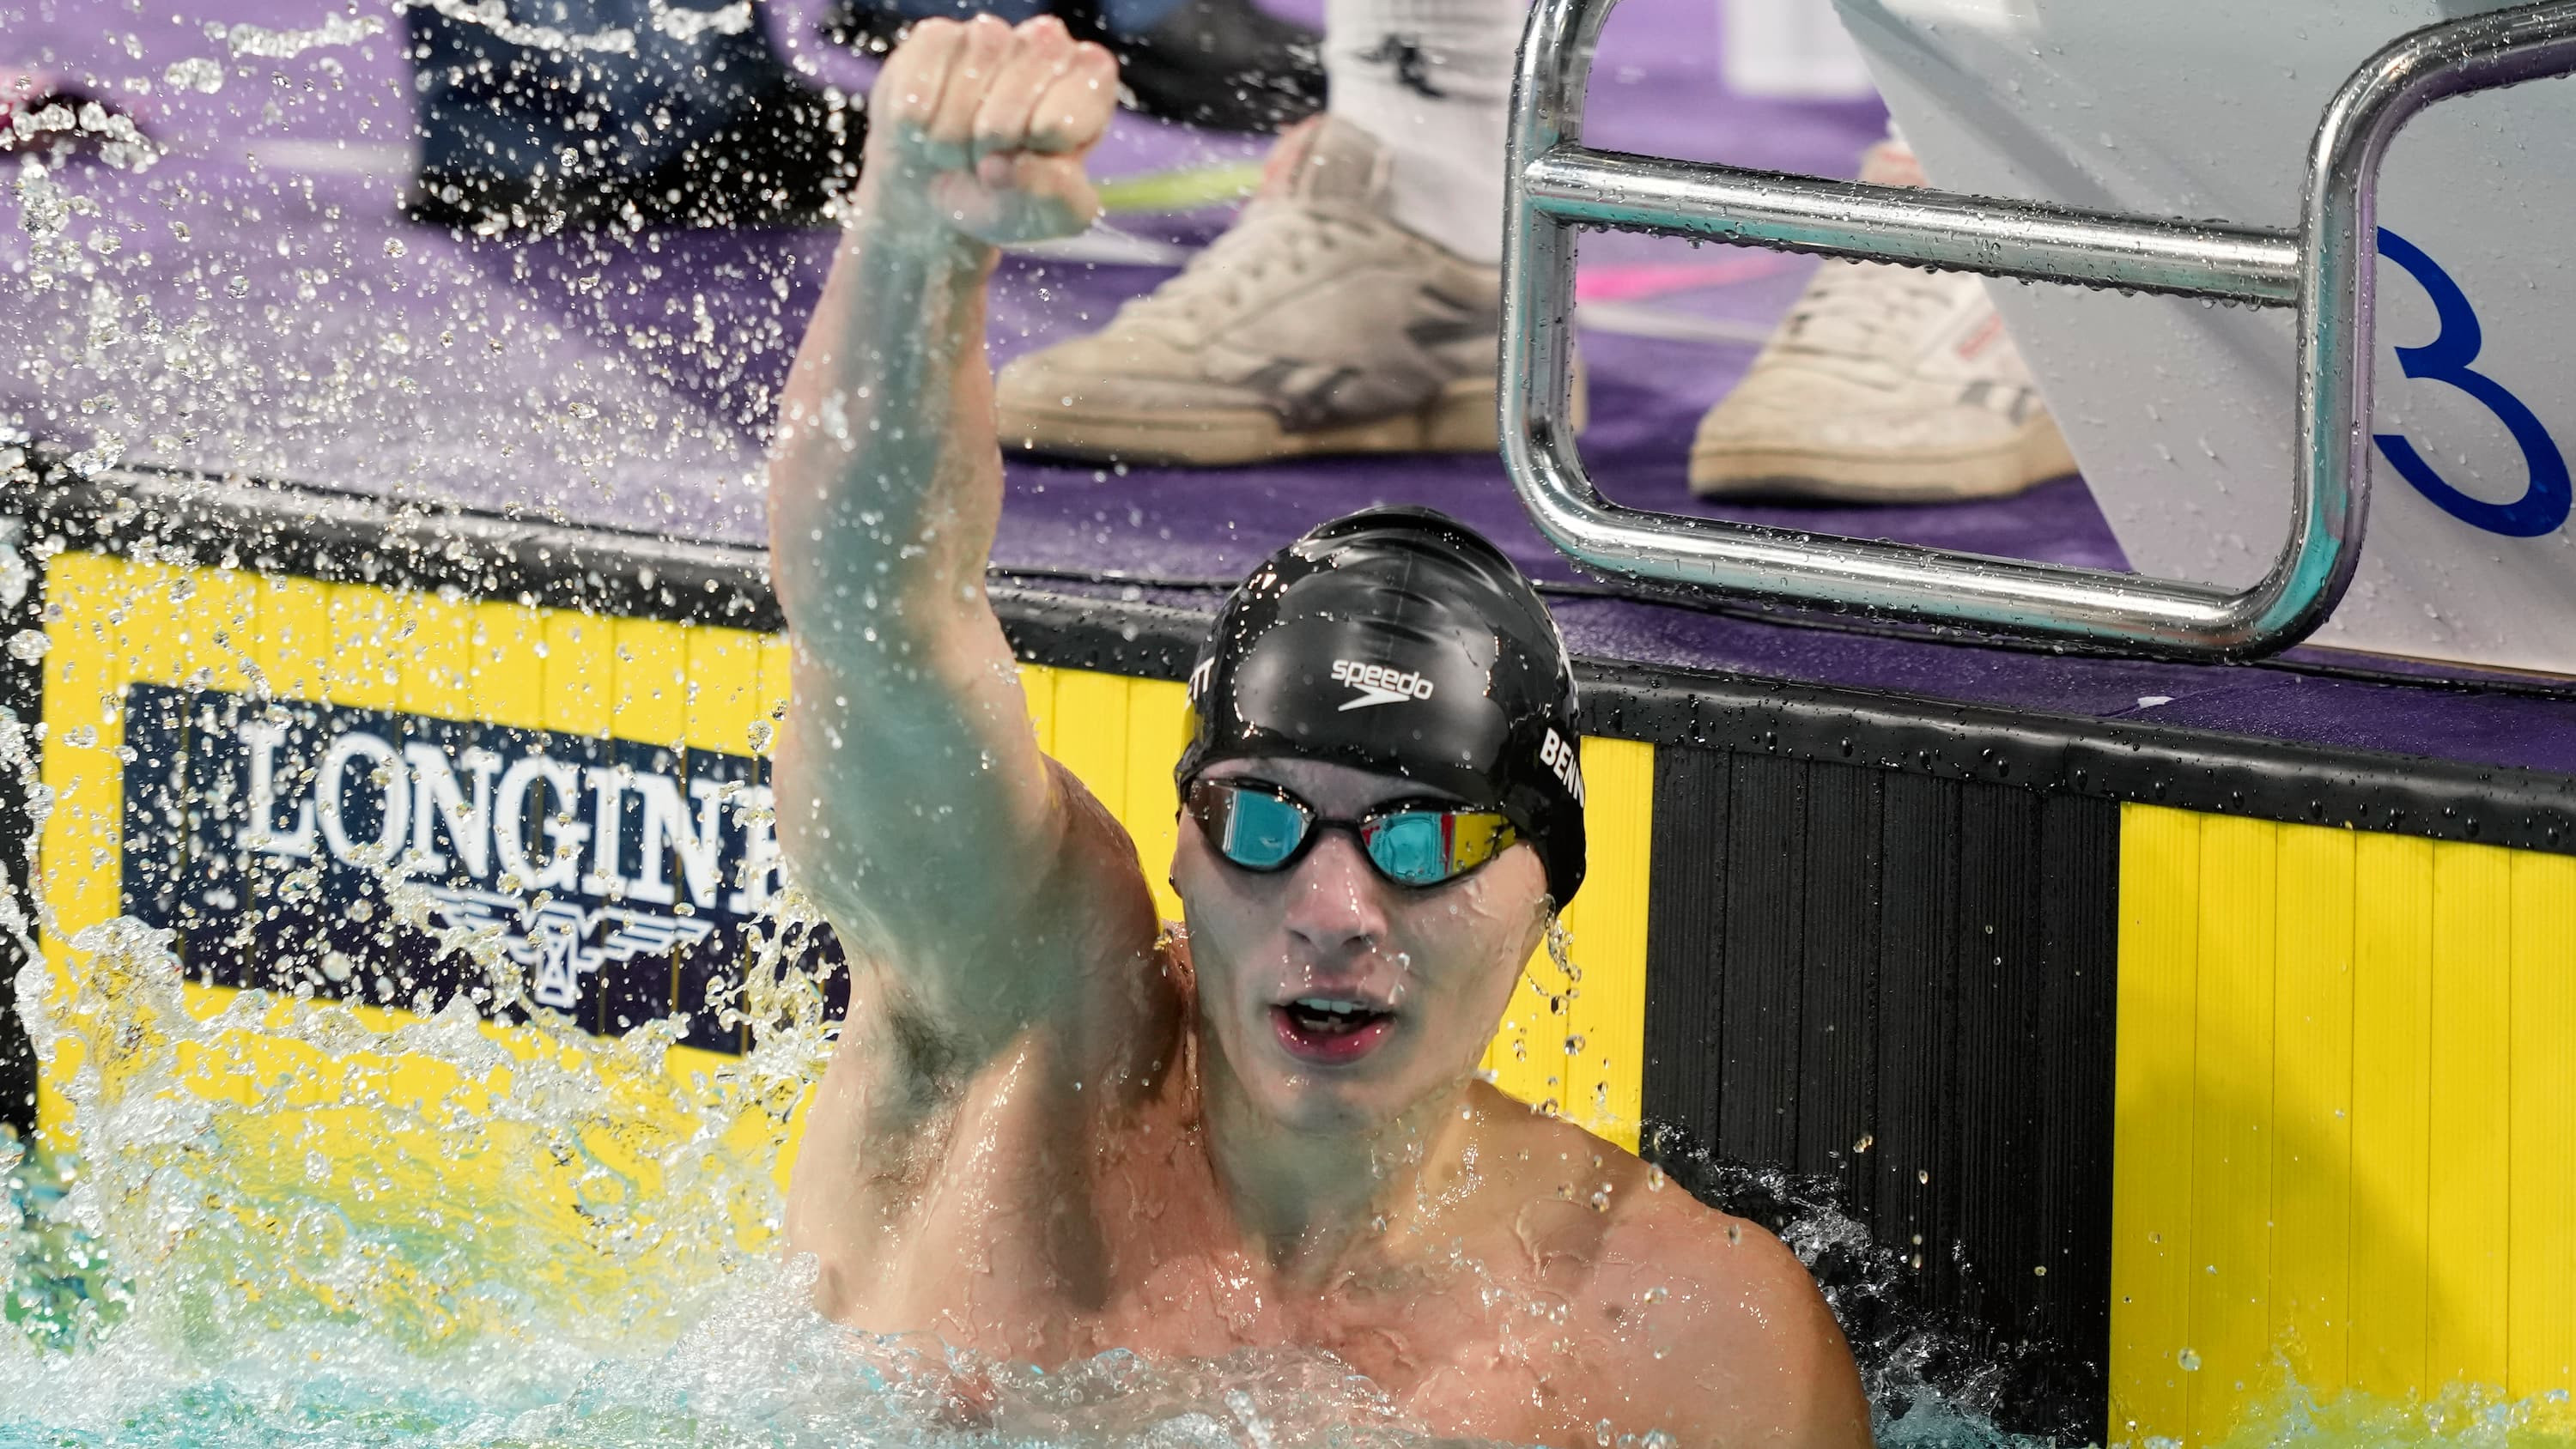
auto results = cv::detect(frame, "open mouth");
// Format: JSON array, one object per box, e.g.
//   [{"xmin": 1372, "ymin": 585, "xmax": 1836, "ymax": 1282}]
[{"xmin": 1270, "ymin": 997, "xmax": 1397, "ymax": 1064}]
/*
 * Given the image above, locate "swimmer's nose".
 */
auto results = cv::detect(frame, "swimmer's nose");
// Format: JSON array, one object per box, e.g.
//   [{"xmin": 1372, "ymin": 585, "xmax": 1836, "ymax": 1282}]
[{"xmin": 1282, "ymin": 831, "xmax": 1389, "ymax": 961}]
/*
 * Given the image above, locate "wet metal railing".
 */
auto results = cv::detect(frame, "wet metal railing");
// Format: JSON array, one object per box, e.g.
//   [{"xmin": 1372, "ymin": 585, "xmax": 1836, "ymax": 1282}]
[{"xmin": 1500, "ymin": 0, "xmax": 2576, "ymax": 659}]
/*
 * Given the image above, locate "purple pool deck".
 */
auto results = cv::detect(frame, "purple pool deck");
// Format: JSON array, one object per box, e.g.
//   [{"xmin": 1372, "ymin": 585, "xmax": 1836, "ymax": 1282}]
[{"xmin": 5, "ymin": 0, "xmax": 2575, "ymax": 777}]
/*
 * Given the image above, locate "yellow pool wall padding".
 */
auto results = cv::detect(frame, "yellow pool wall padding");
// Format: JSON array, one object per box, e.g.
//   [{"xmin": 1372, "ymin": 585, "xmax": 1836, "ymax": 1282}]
[
  {"xmin": 2111, "ymin": 803, "xmax": 2576, "ymax": 1446},
  {"xmin": 32, "ymin": 552, "xmax": 1653, "ymax": 1196}
]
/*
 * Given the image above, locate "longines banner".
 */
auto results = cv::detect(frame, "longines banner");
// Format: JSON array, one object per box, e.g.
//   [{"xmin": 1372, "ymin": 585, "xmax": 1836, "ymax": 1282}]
[{"xmin": 118, "ymin": 682, "xmax": 825, "ymax": 1052}]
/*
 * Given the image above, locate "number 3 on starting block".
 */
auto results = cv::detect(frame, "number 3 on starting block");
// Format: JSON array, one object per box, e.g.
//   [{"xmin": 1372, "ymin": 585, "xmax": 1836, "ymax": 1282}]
[{"xmin": 2373, "ymin": 227, "xmax": 2573, "ymax": 539}]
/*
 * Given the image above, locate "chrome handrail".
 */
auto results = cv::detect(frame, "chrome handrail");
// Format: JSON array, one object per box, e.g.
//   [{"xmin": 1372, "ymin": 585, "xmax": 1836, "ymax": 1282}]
[{"xmin": 1500, "ymin": 0, "xmax": 2576, "ymax": 659}]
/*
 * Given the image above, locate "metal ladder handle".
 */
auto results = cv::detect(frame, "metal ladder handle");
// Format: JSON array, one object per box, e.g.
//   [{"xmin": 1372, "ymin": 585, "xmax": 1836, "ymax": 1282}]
[{"xmin": 1499, "ymin": 0, "xmax": 2576, "ymax": 659}]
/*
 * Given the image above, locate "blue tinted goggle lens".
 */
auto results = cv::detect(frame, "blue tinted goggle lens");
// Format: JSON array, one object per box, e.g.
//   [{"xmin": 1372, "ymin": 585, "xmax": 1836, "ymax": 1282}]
[
  {"xmin": 1188, "ymin": 779, "xmax": 1516, "ymax": 888},
  {"xmin": 1360, "ymin": 811, "xmax": 1452, "ymax": 886},
  {"xmin": 1215, "ymin": 785, "xmax": 1308, "ymax": 870}
]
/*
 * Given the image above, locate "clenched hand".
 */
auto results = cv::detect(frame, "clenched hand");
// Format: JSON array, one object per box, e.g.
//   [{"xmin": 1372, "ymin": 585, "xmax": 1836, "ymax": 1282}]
[{"xmin": 860, "ymin": 14, "xmax": 1121, "ymax": 246}]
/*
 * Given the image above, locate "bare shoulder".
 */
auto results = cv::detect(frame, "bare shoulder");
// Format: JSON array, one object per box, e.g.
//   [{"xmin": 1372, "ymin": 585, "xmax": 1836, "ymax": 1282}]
[
  {"xmin": 1600, "ymin": 1168, "xmax": 1871, "ymax": 1449},
  {"xmin": 1465, "ymin": 1094, "xmax": 1871, "ymax": 1448}
]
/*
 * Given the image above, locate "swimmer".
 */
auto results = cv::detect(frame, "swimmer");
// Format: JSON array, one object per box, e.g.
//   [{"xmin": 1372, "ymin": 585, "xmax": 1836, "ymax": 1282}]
[{"xmin": 768, "ymin": 17, "xmax": 1872, "ymax": 1445}]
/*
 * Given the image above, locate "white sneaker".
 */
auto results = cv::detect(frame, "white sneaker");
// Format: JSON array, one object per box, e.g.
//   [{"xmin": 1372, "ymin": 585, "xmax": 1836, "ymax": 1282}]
[
  {"xmin": 1688, "ymin": 142, "xmax": 2077, "ymax": 502},
  {"xmin": 995, "ymin": 116, "xmax": 1581, "ymax": 465}
]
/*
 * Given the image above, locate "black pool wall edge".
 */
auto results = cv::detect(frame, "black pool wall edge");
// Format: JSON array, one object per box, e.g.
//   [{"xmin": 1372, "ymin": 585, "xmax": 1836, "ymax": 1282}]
[
  {"xmin": 1639, "ymin": 747, "xmax": 2118, "ymax": 1444},
  {"xmin": 20, "ymin": 468, "xmax": 2576, "ymax": 856},
  {"xmin": 1, "ymin": 503, "xmax": 44, "ymax": 1137}
]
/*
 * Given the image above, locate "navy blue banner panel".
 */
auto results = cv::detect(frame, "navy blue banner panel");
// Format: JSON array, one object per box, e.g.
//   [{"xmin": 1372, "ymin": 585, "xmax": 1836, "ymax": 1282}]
[{"xmin": 118, "ymin": 682, "xmax": 839, "ymax": 1052}]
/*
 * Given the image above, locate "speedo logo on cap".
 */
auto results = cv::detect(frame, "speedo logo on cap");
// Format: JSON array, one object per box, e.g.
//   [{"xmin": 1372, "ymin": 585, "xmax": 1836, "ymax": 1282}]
[{"xmin": 1330, "ymin": 658, "xmax": 1434, "ymax": 712}]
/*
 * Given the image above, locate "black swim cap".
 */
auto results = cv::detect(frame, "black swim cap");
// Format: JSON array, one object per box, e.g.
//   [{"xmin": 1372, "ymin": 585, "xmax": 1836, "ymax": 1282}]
[{"xmin": 1176, "ymin": 507, "xmax": 1587, "ymax": 905}]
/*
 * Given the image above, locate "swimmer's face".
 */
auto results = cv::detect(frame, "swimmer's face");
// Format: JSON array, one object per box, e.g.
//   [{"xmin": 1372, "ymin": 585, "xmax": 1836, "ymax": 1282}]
[{"xmin": 1172, "ymin": 755, "xmax": 1552, "ymax": 1137}]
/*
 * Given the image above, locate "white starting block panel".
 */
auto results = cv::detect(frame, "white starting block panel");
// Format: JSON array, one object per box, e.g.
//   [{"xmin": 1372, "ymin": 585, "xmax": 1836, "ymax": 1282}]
[{"xmin": 1837, "ymin": 0, "xmax": 2576, "ymax": 675}]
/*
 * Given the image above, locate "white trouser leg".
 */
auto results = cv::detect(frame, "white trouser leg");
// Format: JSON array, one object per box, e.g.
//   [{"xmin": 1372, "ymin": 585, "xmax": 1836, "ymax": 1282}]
[{"xmin": 1322, "ymin": 0, "xmax": 1522, "ymax": 263}]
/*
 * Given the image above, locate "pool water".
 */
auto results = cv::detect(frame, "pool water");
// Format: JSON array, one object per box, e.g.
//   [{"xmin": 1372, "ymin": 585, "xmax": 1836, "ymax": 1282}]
[
  {"xmin": 0, "ymin": 1228, "xmax": 1464, "ymax": 1448},
  {"xmin": 0, "ymin": 915, "xmax": 1466, "ymax": 1447}
]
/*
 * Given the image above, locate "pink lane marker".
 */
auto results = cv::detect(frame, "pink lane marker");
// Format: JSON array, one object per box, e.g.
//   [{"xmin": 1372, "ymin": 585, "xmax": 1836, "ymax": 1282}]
[{"xmin": 1573, "ymin": 254, "xmax": 1793, "ymax": 304}]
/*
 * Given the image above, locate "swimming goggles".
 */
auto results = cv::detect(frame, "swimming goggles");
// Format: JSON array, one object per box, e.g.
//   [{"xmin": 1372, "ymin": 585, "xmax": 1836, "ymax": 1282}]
[{"xmin": 1183, "ymin": 777, "xmax": 1520, "ymax": 888}]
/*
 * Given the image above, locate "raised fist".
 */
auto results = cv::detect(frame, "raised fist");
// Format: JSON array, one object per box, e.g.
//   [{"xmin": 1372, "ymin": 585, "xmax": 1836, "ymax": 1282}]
[{"xmin": 861, "ymin": 14, "xmax": 1120, "ymax": 246}]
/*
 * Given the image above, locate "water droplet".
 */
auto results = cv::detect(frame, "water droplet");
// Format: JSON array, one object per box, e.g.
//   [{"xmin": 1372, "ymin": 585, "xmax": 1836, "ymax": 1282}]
[{"xmin": 163, "ymin": 56, "xmax": 225, "ymax": 93}]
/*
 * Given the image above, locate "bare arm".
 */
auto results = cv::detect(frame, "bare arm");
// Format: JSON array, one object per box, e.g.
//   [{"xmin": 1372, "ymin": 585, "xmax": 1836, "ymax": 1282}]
[{"xmin": 769, "ymin": 17, "xmax": 1167, "ymax": 1084}]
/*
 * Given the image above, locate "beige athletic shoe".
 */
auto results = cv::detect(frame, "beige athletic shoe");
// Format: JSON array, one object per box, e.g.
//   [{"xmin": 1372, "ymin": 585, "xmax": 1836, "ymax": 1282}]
[
  {"xmin": 995, "ymin": 115, "xmax": 1576, "ymax": 464},
  {"xmin": 1688, "ymin": 142, "xmax": 2077, "ymax": 502}
]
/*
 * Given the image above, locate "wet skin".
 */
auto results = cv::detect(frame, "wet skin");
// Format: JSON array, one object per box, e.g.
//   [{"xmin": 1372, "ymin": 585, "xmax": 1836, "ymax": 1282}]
[{"xmin": 768, "ymin": 17, "xmax": 1872, "ymax": 1446}]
